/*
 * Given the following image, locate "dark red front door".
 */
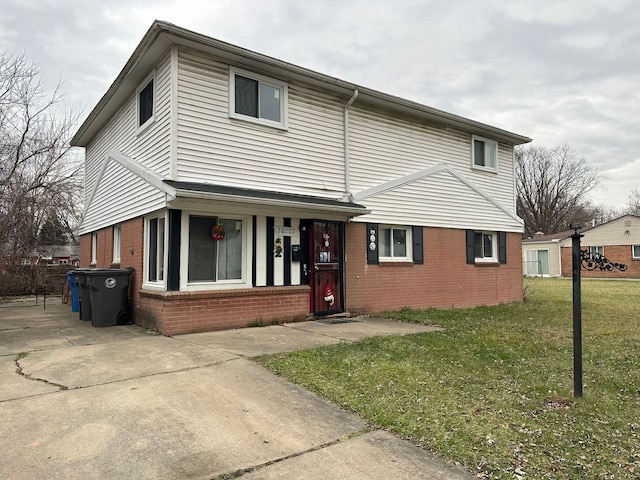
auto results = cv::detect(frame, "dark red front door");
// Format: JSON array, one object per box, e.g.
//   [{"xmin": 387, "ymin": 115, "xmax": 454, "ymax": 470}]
[{"xmin": 310, "ymin": 221, "xmax": 344, "ymax": 315}]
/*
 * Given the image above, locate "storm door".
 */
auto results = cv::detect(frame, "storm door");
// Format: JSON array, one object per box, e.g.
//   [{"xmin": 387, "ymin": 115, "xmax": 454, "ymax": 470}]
[{"xmin": 310, "ymin": 220, "xmax": 344, "ymax": 315}]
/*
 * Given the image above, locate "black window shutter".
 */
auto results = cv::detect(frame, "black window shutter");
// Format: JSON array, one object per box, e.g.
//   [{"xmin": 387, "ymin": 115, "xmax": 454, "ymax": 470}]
[
  {"xmin": 412, "ymin": 226, "xmax": 424, "ymax": 264},
  {"xmin": 366, "ymin": 223, "xmax": 379, "ymax": 265},
  {"xmin": 466, "ymin": 229, "xmax": 475, "ymax": 264},
  {"xmin": 498, "ymin": 231, "xmax": 507, "ymax": 264},
  {"xmin": 167, "ymin": 209, "xmax": 181, "ymax": 291}
]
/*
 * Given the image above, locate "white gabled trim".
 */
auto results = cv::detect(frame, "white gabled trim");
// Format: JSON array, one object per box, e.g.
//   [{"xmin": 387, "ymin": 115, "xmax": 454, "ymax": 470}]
[
  {"xmin": 78, "ymin": 150, "xmax": 175, "ymax": 229},
  {"xmin": 108, "ymin": 150, "xmax": 176, "ymax": 199},
  {"xmin": 354, "ymin": 164, "xmax": 449, "ymax": 201},
  {"xmin": 353, "ymin": 163, "xmax": 523, "ymax": 225}
]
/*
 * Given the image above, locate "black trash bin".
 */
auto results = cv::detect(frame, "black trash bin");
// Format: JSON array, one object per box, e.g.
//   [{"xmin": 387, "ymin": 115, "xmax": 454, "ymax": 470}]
[
  {"xmin": 85, "ymin": 268, "xmax": 134, "ymax": 327},
  {"xmin": 73, "ymin": 269, "xmax": 93, "ymax": 322}
]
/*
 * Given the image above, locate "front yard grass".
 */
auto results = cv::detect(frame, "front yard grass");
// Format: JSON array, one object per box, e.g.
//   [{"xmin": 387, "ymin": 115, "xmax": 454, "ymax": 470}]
[{"xmin": 255, "ymin": 278, "xmax": 640, "ymax": 479}]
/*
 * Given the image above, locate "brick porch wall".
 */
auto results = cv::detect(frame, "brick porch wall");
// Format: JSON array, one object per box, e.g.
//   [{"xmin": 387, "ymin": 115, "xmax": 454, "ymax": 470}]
[
  {"xmin": 560, "ymin": 245, "xmax": 640, "ymax": 278},
  {"xmin": 136, "ymin": 286, "xmax": 310, "ymax": 335},
  {"xmin": 79, "ymin": 218, "xmax": 308, "ymax": 335},
  {"xmin": 344, "ymin": 223, "xmax": 524, "ymax": 314}
]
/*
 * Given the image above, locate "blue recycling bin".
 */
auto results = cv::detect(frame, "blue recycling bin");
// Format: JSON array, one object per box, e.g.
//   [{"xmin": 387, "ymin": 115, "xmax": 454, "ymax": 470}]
[
  {"xmin": 74, "ymin": 269, "xmax": 93, "ymax": 321},
  {"xmin": 67, "ymin": 271, "xmax": 79, "ymax": 313}
]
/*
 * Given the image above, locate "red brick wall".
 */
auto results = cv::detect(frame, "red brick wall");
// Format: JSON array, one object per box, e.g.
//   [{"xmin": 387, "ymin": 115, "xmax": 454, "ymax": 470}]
[
  {"xmin": 79, "ymin": 218, "xmax": 308, "ymax": 335},
  {"xmin": 561, "ymin": 245, "xmax": 640, "ymax": 278},
  {"xmin": 344, "ymin": 223, "xmax": 523, "ymax": 313},
  {"xmin": 136, "ymin": 286, "xmax": 310, "ymax": 335},
  {"xmin": 80, "ymin": 219, "xmax": 524, "ymax": 334}
]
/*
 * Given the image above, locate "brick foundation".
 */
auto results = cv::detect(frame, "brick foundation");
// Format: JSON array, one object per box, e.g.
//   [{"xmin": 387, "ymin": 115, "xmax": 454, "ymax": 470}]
[{"xmin": 136, "ymin": 286, "xmax": 310, "ymax": 335}]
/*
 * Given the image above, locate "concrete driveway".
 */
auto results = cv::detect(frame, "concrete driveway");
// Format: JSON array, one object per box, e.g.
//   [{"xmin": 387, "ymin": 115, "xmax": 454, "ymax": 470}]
[{"xmin": 0, "ymin": 298, "xmax": 474, "ymax": 480}]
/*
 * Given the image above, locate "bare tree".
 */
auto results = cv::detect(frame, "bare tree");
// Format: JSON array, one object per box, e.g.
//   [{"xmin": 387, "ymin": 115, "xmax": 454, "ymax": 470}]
[
  {"xmin": 0, "ymin": 50, "xmax": 82, "ymax": 261},
  {"xmin": 626, "ymin": 188, "xmax": 640, "ymax": 216},
  {"xmin": 516, "ymin": 144, "xmax": 603, "ymax": 237}
]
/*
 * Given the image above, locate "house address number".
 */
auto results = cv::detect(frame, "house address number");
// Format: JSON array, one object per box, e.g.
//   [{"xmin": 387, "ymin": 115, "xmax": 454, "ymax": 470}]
[{"xmin": 274, "ymin": 226, "xmax": 298, "ymax": 237}]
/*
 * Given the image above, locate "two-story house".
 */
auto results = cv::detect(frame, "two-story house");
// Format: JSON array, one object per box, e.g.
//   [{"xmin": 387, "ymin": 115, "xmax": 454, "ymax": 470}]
[{"xmin": 71, "ymin": 21, "xmax": 532, "ymax": 335}]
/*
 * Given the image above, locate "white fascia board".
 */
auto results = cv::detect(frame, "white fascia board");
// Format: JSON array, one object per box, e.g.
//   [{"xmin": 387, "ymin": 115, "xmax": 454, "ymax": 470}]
[{"xmin": 171, "ymin": 189, "xmax": 369, "ymax": 216}]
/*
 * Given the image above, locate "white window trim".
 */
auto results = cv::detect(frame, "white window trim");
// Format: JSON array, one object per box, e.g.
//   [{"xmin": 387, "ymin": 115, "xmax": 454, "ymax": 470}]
[
  {"xmin": 136, "ymin": 71, "xmax": 156, "ymax": 134},
  {"xmin": 143, "ymin": 212, "xmax": 167, "ymax": 290},
  {"xmin": 113, "ymin": 225, "xmax": 121, "ymax": 263},
  {"xmin": 475, "ymin": 231, "xmax": 498, "ymax": 263},
  {"xmin": 180, "ymin": 211, "xmax": 253, "ymax": 291},
  {"xmin": 379, "ymin": 225, "xmax": 413, "ymax": 262},
  {"xmin": 229, "ymin": 67, "xmax": 289, "ymax": 130},
  {"xmin": 471, "ymin": 135, "xmax": 498, "ymax": 173},
  {"xmin": 589, "ymin": 245, "xmax": 604, "ymax": 258},
  {"xmin": 91, "ymin": 232, "xmax": 97, "ymax": 264},
  {"xmin": 633, "ymin": 245, "xmax": 640, "ymax": 259}
]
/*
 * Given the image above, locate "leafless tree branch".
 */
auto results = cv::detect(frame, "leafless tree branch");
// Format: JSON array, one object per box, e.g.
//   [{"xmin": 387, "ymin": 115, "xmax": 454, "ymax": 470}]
[{"xmin": 0, "ymin": 50, "xmax": 82, "ymax": 261}]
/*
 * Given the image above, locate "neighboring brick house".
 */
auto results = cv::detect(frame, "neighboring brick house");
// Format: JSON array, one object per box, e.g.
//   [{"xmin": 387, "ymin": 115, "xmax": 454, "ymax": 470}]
[
  {"xmin": 71, "ymin": 21, "xmax": 531, "ymax": 335},
  {"xmin": 559, "ymin": 215, "xmax": 640, "ymax": 279}
]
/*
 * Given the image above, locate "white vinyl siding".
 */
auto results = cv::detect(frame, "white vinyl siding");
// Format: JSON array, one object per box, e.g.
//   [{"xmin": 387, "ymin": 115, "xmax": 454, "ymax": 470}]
[
  {"xmin": 347, "ymin": 107, "xmax": 518, "ymax": 231},
  {"xmin": 355, "ymin": 169, "xmax": 523, "ymax": 232},
  {"xmin": 580, "ymin": 216, "xmax": 640, "ymax": 246},
  {"xmin": 80, "ymin": 52, "xmax": 173, "ymax": 235},
  {"xmin": 175, "ymin": 50, "xmax": 345, "ymax": 199}
]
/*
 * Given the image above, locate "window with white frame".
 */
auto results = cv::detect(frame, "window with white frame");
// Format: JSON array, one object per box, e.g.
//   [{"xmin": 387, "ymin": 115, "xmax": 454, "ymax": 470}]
[
  {"xmin": 146, "ymin": 214, "xmax": 165, "ymax": 284},
  {"xmin": 474, "ymin": 231, "xmax": 497, "ymax": 261},
  {"xmin": 113, "ymin": 225, "xmax": 121, "ymax": 263},
  {"xmin": 91, "ymin": 233, "xmax": 97, "ymax": 264},
  {"xmin": 379, "ymin": 225, "xmax": 412, "ymax": 261},
  {"xmin": 472, "ymin": 135, "xmax": 498, "ymax": 171},
  {"xmin": 187, "ymin": 215, "xmax": 244, "ymax": 283},
  {"xmin": 137, "ymin": 74, "xmax": 155, "ymax": 130},
  {"xmin": 633, "ymin": 245, "xmax": 640, "ymax": 259},
  {"xmin": 229, "ymin": 68, "xmax": 288, "ymax": 129},
  {"xmin": 589, "ymin": 246, "xmax": 604, "ymax": 259}
]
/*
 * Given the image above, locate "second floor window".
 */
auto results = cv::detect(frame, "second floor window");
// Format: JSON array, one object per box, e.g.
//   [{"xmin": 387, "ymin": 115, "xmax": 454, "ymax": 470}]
[
  {"xmin": 230, "ymin": 68, "xmax": 288, "ymax": 129},
  {"xmin": 137, "ymin": 75, "xmax": 155, "ymax": 129},
  {"xmin": 472, "ymin": 135, "xmax": 498, "ymax": 172}
]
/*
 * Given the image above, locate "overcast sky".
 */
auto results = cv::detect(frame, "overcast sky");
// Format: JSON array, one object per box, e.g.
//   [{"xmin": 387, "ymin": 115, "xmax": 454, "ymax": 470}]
[{"xmin": 1, "ymin": 0, "xmax": 638, "ymax": 209}]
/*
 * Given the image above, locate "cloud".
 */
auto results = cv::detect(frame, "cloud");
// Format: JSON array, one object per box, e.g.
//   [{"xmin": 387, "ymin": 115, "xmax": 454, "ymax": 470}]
[{"xmin": 1, "ymin": 0, "xmax": 638, "ymax": 209}]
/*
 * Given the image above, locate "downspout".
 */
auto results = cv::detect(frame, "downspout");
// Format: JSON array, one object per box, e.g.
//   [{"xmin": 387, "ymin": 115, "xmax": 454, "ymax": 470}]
[{"xmin": 343, "ymin": 89, "xmax": 359, "ymax": 202}]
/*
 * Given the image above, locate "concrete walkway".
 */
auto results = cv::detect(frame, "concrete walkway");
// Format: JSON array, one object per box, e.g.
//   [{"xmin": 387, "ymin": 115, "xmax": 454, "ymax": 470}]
[{"xmin": 0, "ymin": 298, "xmax": 475, "ymax": 480}]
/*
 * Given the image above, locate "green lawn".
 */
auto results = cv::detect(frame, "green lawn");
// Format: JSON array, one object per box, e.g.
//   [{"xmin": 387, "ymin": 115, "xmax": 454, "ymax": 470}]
[{"xmin": 255, "ymin": 278, "xmax": 640, "ymax": 479}]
